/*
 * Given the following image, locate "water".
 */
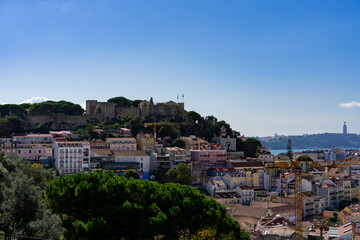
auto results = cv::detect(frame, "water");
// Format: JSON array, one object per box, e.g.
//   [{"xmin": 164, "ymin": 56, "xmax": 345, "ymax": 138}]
[{"xmin": 270, "ymin": 149, "xmax": 324, "ymax": 156}]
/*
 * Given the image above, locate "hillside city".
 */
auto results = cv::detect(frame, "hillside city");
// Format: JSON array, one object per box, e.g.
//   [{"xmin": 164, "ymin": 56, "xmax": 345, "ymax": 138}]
[{"xmin": 1, "ymin": 98, "xmax": 360, "ymax": 239}]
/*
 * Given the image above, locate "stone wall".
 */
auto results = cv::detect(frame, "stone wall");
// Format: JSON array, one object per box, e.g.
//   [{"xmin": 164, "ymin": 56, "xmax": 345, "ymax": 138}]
[
  {"xmin": 86, "ymin": 100, "xmax": 186, "ymax": 120},
  {"xmin": 25, "ymin": 114, "xmax": 88, "ymax": 130},
  {"xmin": 115, "ymin": 106, "xmax": 141, "ymax": 119},
  {"xmin": 25, "ymin": 115, "xmax": 53, "ymax": 129},
  {"xmin": 24, "ymin": 99, "xmax": 187, "ymax": 131}
]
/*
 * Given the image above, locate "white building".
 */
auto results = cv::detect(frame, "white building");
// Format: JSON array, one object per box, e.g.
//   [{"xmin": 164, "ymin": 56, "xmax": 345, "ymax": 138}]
[
  {"xmin": 257, "ymin": 152, "xmax": 274, "ymax": 162},
  {"xmin": 235, "ymin": 186, "xmax": 254, "ymax": 205},
  {"xmin": 217, "ymin": 136, "xmax": 236, "ymax": 152},
  {"xmin": 106, "ymin": 138, "xmax": 137, "ymax": 151},
  {"xmin": 206, "ymin": 180, "xmax": 227, "ymax": 196},
  {"xmin": 164, "ymin": 147, "xmax": 190, "ymax": 168},
  {"xmin": 53, "ymin": 141, "xmax": 90, "ymax": 176},
  {"xmin": 91, "ymin": 149, "xmax": 150, "ymax": 173}
]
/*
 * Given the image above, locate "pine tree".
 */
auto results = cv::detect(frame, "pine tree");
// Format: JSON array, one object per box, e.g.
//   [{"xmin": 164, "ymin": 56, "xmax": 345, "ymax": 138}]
[{"xmin": 286, "ymin": 139, "xmax": 293, "ymax": 160}]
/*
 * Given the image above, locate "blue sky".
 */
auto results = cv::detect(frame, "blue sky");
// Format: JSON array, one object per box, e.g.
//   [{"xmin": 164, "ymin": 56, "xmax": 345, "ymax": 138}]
[{"xmin": 1, "ymin": 0, "xmax": 360, "ymax": 136}]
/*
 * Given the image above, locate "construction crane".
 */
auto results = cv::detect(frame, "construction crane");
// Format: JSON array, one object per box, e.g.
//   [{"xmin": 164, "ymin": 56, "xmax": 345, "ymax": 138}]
[
  {"xmin": 266, "ymin": 158, "xmax": 351, "ymax": 240},
  {"xmin": 144, "ymin": 122, "xmax": 192, "ymax": 151}
]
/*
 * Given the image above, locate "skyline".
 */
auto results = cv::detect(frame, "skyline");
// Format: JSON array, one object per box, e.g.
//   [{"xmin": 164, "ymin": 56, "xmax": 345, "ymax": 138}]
[{"xmin": 1, "ymin": 0, "xmax": 360, "ymax": 136}]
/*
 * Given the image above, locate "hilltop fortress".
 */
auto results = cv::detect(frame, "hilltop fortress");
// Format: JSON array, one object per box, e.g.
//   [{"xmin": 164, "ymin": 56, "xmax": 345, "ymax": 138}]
[
  {"xmin": 86, "ymin": 100, "xmax": 185, "ymax": 122},
  {"xmin": 25, "ymin": 99, "xmax": 186, "ymax": 130}
]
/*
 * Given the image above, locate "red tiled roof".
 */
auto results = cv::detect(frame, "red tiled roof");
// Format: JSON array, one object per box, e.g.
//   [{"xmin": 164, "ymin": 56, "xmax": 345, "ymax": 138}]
[{"xmin": 231, "ymin": 162, "xmax": 264, "ymax": 168}]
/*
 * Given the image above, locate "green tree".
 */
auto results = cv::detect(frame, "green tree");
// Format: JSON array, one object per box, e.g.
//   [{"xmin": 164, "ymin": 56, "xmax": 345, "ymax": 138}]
[
  {"xmin": 123, "ymin": 169, "xmax": 140, "ymax": 179},
  {"xmin": 243, "ymin": 138, "xmax": 262, "ymax": 157},
  {"xmin": 173, "ymin": 138, "xmax": 185, "ymax": 148},
  {"xmin": 158, "ymin": 125, "xmax": 181, "ymax": 140},
  {"xmin": 0, "ymin": 104, "xmax": 27, "ymax": 118},
  {"xmin": 166, "ymin": 163, "xmax": 193, "ymax": 186},
  {"xmin": 186, "ymin": 111, "xmax": 202, "ymax": 123},
  {"xmin": 86, "ymin": 121, "xmax": 98, "ymax": 140},
  {"xmin": 107, "ymin": 96, "xmax": 133, "ymax": 107},
  {"xmin": 154, "ymin": 166, "xmax": 169, "ymax": 184},
  {"xmin": 0, "ymin": 153, "xmax": 62, "ymax": 239},
  {"xmin": 236, "ymin": 138, "xmax": 245, "ymax": 151},
  {"xmin": 0, "ymin": 115, "xmax": 25, "ymax": 137},
  {"xmin": 150, "ymin": 97, "xmax": 154, "ymax": 105},
  {"xmin": 44, "ymin": 171, "xmax": 249, "ymax": 240},
  {"xmin": 286, "ymin": 139, "xmax": 293, "ymax": 160},
  {"xmin": 28, "ymin": 101, "xmax": 84, "ymax": 115},
  {"xmin": 330, "ymin": 212, "xmax": 339, "ymax": 224}
]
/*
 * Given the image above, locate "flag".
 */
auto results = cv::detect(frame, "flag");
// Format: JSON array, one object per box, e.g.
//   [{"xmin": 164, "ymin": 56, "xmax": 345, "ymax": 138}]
[
  {"xmin": 177, "ymin": 95, "xmax": 179, "ymax": 100},
  {"xmin": 182, "ymin": 94, "xmax": 184, "ymax": 98}
]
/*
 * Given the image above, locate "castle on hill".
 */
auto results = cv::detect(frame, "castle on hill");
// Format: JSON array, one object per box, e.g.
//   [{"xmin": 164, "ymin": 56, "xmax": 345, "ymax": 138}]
[
  {"xmin": 24, "ymin": 99, "xmax": 186, "ymax": 130},
  {"xmin": 86, "ymin": 100, "xmax": 185, "ymax": 122}
]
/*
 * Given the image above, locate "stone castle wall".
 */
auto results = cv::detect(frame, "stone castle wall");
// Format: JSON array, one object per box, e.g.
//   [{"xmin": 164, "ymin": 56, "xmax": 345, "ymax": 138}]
[
  {"xmin": 115, "ymin": 106, "xmax": 141, "ymax": 119},
  {"xmin": 23, "ymin": 100, "xmax": 186, "ymax": 131},
  {"xmin": 25, "ymin": 114, "xmax": 88, "ymax": 130},
  {"xmin": 87, "ymin": 100, "xmax": 186, "ymax": 120}
]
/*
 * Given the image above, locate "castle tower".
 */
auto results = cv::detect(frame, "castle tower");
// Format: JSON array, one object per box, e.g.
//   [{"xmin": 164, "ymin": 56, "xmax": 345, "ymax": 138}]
[{"xmin": 343, "ymin": 121, "xmax": 347, "ymax": 135}]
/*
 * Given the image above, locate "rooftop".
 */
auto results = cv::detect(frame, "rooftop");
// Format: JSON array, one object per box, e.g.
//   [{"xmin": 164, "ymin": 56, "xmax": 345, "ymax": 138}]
[
  {"xmin": 231, "ymin": 162, "xmax": 264, "ymax": 168},
  {"xmin": 92, "ymin": 149, "xmax": 149, "ymax": 157},
  {"xmin": 207, "ymin": 167, "xmax": 236, "ymax": 172},
  {"xmin": 57, "ymin": 141, "xmax": 89, "ymax": 147},
  {"xmin": 215, "ymin": 191, "xmax": 241, "ymax": 199}
]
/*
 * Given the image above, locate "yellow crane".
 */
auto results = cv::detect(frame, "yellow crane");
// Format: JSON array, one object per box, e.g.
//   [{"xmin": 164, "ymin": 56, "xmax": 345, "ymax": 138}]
[
  {"xmin": 144, "ymin": 122, "xmax": 192, "ymax": 151},
  {"xmin": 266, "ymin": 158, "xmax": 351, "ymax": 240}
]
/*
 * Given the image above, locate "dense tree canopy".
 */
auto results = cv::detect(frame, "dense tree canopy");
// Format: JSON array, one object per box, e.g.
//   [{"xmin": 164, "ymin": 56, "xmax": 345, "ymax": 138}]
[
  {"xmin": 123, "ymin": 169, "xmax": 140, "ymax": 179},
  {"xmin": 243, "ymin": 138, "xmax": 262, "ymax": 158},
  {"xmin": 0, "ymin": 152, "xmax": 63, "ymax": 239},
  {"xmin": 28, "ymin": 101, "xmax": 84, "ymax": 115},
  {"xmin": 173, "ymin": 138, "xmax": 185, "ymax": 148},
  {"xmin": 0, "ymin": 115, "xmax": 25, "ymax": 137},
  {"xmin": 166, "ymin": 163, "xmax": 193, "ymax": 186},
  {"xmin": 44, "ymin": 171, "xmax": 249, "ymax": 240},
  {"xmin": 0, "ymin": 104, "xmax": 28, "ymax": 118},
  {"xmin": 107, "ymin": 96, "xmax": 143, "ymax": 107}
]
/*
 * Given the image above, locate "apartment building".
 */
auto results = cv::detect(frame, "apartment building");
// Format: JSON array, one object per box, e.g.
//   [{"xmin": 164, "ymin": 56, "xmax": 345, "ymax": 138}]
[
  {"xmin": 0, "ymin": 140, "xmax": 17, "ymax": 157},
  {"xmin": 164, "ymin": 147, "xmax": 190, "ymax": 168},
  {"xmin": 328, "ymin": 222, "xmax": 353, "ymax": 239},
  {"xmin": 257, "ymin": 152, "xmax": 274, "ymax": 162},
  {"xmin": 230, "ymin": 162, "xmax": 264, "ymax": 172},
  {"xmin": 302, "ymin": 191, "xmax": 326, "ymax": 220},
  {"xmin": 206, "ymin": 167, "xmax": 236, "ymax": 181},
  {"xmin": 180, "ymin": 136, "xmax": 209, "ymax": 150},
  {"xmin": 235, "ymin": 186, "xmax": 254, "ymax": 205},
  {"xmin": 223, "ymin": 172, "xmax": 249, "ymax": 190},
  {"xmin": 217, "ymin": 135, "xmax": 236, "ymax": 152},
  {"xmin": 214, "ymin": 191, "xmax": 241, "ymax": 205},
  {"xmin": 339, "ymin": 204, "xmax": 360, "ymax": 224},
  {"xmin": 324, "ymin": 149, "xmax": 348, "ymax": 161},
  {"xmin": 53, "ymin": 141, "xmax": 90, "ymax": 175},
  {"xmin": 190, "ymin": 149, "xmax": 227, "ymax": 168},
  {"xmin": 319, "ymin": 179, "xmax": 351, "ymax": 209},
  {"xmin": 136, "ymin": 133, "xmax": 154, "ymax": 151},
  {"xmin": 14, "ymin": 133, "xmax": 53, "ymax": 162},
  {"xmin": 49, "ymin": 131, "xmax": 72, "ymax": 141},
  {"xmin": 91, "ymin": 149, "xmax": 150, "ymax": 173},
  {"xmin": 106, "ymin": 138, "xmax": 137, "ymax": 151},
  {"xmin": 206, "ymin": 180, "xmax": 227, "ymax": 196}
]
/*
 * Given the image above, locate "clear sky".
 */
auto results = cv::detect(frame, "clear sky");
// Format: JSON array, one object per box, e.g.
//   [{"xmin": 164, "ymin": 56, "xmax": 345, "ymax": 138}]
[{"xmin": 1, "ymin": 0, "xmax": 360, "ymax": 137}]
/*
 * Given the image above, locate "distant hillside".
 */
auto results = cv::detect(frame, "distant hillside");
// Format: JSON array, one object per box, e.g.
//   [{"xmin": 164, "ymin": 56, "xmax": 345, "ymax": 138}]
[{"xmin": 258, "ymin": 133, "xmax": 360, "ymax": 150}]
